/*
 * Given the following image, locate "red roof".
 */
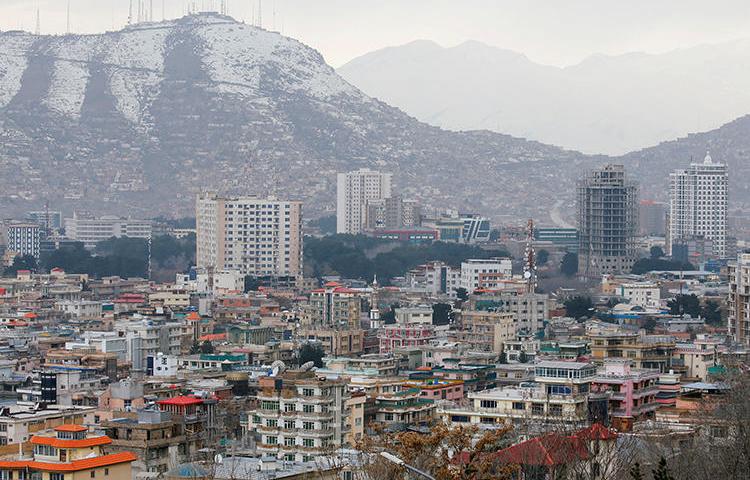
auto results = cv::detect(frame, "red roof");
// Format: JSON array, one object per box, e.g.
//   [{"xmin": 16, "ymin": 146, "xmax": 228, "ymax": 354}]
[
  {"xmin": 186, "ymin": 312, "xmax": 201, "ymax": 321},
  {"xmin": 31, "ymin": 435, "xmax": 111, "ymax": 448},
  {"xmin": 0, "ymin": 452, "xmax": 136, "ymax": 472},
  {"xmin": 23, "ymin": 312, "xmax": 37, "ymax": 319},
  {"xmin": 199, "ymin": 333, "xmax": 226, "ymax": 342},
  {"xmin": 323, "ymin": 281, "xmax": 341, "ymax": 287},
  {"xmin": 157, "ymin": 395, "xmax": 203, "ymax": 406},
  {"xmin": 54, "ymin": 424, "xmax": 88, "ymax": 433},
  {"xmin": 575, "ymin": 423, "xmax": 618, "ymax": 441},
  {"xmin": 494, "ymin": 433, "xmax": 589, "ymax": 467}
]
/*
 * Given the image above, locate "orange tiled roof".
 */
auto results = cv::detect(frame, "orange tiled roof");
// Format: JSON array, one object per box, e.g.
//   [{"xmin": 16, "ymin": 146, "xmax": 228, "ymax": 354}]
[
  {"xmin": 199, "ymin": 333, "xmax": 226, "ymax": 342},
  {"xmin": 54, "ymin": 424, "xmax": 87, "ymax": 433},
  {"xmin": 31, "ymin": 435, "xmax": 111, "ymax": 448},
  {"xmin": 0, "ymin": 452, "xmax": 136, "ymax": 472}
]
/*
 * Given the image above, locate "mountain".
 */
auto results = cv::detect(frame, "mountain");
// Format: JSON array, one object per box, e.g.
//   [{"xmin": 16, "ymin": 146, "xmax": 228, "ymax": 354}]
[
  {"xmin": 0, "ymin": 13, "xmax": 595, "ymax": 224},
  {"xmin": 0, "ymin": 14, "xmax": 747, "ymax": 228},
  {"xmin": 338, "ymin": 39, "xmax": 750, "ymax": 155}
]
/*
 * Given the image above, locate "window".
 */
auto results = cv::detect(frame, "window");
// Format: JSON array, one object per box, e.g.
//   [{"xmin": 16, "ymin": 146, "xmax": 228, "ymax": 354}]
[
  {"xmin": 266, "ymin": 419, "xmax": 277, "ymax": 428},
  {"xmin": 303, "ymin": 404, "xmax": 315, "ymax": 413},
  {"xmin": 302, "ymin": 422, "xmax": 314, "ymax": 430},
  {"xmin": 0, "ymin": 471, "xmax": 12, "ymax": 480},
  {"xmin": 549, "ymin": 405, "xmax": 563, "ymax": 417},
  {"xmin": 284, "ymin": 437, "xmax": 295, "ymax": 447},
  {"xmin": 532, "ymin": 404, "xmax": 544, "ymax": 416},
  {"xmin": 90, "ymin": 472, "xmax": 96, "ymax": 479},
  {"xmin": 302, "ymin": 388, "xmax": 315, "ymax": 397},
  {"xmin": 266, "ymin": 436, "xmax": 278, "ymax": 445},
  {"xmin": 512, "ymin": 402, "xmax": 525, "ymax": 410},
  {"xmin": 284, "ymin": 420, "xmax": 295, "ymax": 429},
  {"xmin": 480, "ymin": 400, "xmax": 497, "ymax": 409}
]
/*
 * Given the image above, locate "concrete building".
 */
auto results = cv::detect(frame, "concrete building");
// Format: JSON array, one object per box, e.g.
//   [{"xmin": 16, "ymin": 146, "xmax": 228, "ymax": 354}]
[
  {"xmin": 619, "ymin": 282, "xmax": 661, "ymax": 308},
  {"xmin": 6, "ymin": 222, "xmax": 41, "ymax": 258},
  {"xmin": 1, "ymin": 425, "xmax": 136, "ymax": 480},
  {"xmin": 195, "ymin": 192, "xmax": 303, "ymax": 278},
  {"xmin": 26, "ymin": 210, "xmax": 63, "ymax": 230},
  {"xmin": 378, "ymin": 324, "xmax": 436, "ymax": 354},
  {"xmin": 668, "ymin": 153, "xmax": 728, "ymax": 258},
  {"xmin": 336, "ymin": 169, "xmax": 392, "ymax": 234},
  {"xmin": 246, "ymin": 369, "xmax": 350, "ymax": 462},
  {"xmin": 119, "ymin": 320, "xmax": 184, "ymax": 371},
  {"xmin": 305, "ymin": 282, "xmax": 362, "ymax": 329},
  {"xmin": 639, "ymin": 200, "xmax": 667, "ymax": 236},
  {"xmin": 589, "ymin": 331, "xmax": 675, "ymax": 372},
  {"xmin": 577, "ymin": 164, "xmax": 639, "ymax": 277},
  {"xmin": 0, "ymin": 405, "xmax": 96, "ymax": 445},
  {"xmin": 728, "ymin": 253, "xmax": 750, "ymax": 345},
  {"xmin": 460, "ymin": 258, "xmax": 513, "ymax": 292},
  {"xmin": 394, "ymin": 306, "xmax": 433, "ymax": 325},
  {"xmin": 64, "ymin": 214, "xmax": 152, "ymax": 247},
  {"xmin": 592, "ymin": 360, "xmax": 660, "ymax": 430},
  {"xmin": 469, "ymin": 291, "xmax": 549, "ymax": 335},
  {"xmin": 457, "ymin": 311, "xmax": 516, "ymax": 354},
  {"xmin": 365, "ymin": 195, "xmax": 420, "ymax": 230},
  {"xmin": 439, "ymin": 362, "xmax": 597, "ymax": 428},
  {"xmin": 404, "ymin": 261, "xmax": 461, "ymax": 296}
]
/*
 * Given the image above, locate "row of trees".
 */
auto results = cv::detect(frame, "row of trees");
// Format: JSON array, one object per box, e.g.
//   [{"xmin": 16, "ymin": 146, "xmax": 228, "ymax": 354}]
[
  {"xmin": 2, "ymin": 235, "xmax": 196, "ymax": 281},
  {"xmin": 304, "ymin": 235, "xmax": 510, "ymax": 284}
]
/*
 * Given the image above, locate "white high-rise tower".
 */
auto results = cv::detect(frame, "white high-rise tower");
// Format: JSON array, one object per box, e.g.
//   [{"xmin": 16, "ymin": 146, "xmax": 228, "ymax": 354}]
[
  {"xmin": 668, "ymin": 152, "xmax": 728, "ymax": 258},
  {"xmin": 336, "ymin": 169, "xmax": 392, "ymax": 234}
]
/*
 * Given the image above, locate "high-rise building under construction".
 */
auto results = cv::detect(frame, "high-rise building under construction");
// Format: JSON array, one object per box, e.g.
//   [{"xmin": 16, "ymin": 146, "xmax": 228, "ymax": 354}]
[{"xmin": 577, "ymin": 164, "xmax": 639, "ymax": 277}]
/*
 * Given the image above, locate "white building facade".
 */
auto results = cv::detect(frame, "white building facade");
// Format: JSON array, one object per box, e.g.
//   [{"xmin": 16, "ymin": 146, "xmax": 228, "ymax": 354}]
[
  {"xmin": 63, "ymin": 214, "xmax": 152, "ymax": 247},
  {"xmin": 196, "ymin": 193, "xmax": 303, "ymax": 278},
  {"xmin": 6, "ymin": 223, "xmax": 41, "ymax": 259},
  {"xmin": 668, "ymin": 153, "xmax": 728, "ymax": 258},
  {"xmin": 336, "ymin": 169, "xmax": 392, "ymax": 234},
  {"xmin": 459, "ymin": 258, "xmax": 513, "ymax": 292}
]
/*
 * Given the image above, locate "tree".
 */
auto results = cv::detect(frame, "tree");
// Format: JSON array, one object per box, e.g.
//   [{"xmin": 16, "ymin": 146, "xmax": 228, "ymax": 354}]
[
  {"xmin": 652, "ymin": 457, "xmax": 674, "ymax": 480},
  {"xmin": 432, "ymin": 303, "xmax": 454, "ymax": 326},
  {"xmin": 200, "ymin": 340, "xmax": 215, "ymax": 354},
  {"xmin": 564, "ymin": 296, "xmax": 594, "ymax": 319},
  {"xmin": 536, "ymin": 249, "xmax": 549, "ymax": 266},
  {"xmin": 455, "ymin": 287, "xmax": 469, "ymax": 305},
  {"xmin": 190, "ymin": 341, "xmax": 201, "ymax": 354},
  {"xmin": 667, "ymin": 294, "xmax": 701, "ymax": 317},
  {"xmin": 701, "ymin": 300, "xmax": 722, "ymax": 325},
  {"xmin": 4, "ymin": 254, "xmax": 38, "ymax": 276},
  {"xmin": 632, "ymin": 258, "xmax": 695, "ymax": 275},
  {"xmin": 298, "ymin": 343, "xmax": 325, "ymax": 368},
  {"xmin": 650, "ymin": 246, "xmax": 665, "ymax": 259},
  {"xmin": 360, "ymin": 423, "xmax": 514, "ymax": 480},
  {"xmin": 630, "ymin": 462, "xmax": 644, "ymax": 480},
  {"xmin": 518, "ymin": 351, "xmax": 529, "ymax": 364},
  {"xmin": 642, "ymin": 317, "xmax": 657, "ymax": 333},
  {"xmin": 561, "ymin": 252, "xmax": 578, "ymax": 277}
]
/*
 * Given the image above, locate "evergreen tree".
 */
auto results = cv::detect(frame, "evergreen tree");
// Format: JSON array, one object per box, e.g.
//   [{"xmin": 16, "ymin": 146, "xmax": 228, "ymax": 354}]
[
  {"xmin": 629, "ymin": 462, "xmax": 644, "ymax": 480},
  {"xmin": 652, "ymin": 457, "xmax": 674, "ymax": 480}
]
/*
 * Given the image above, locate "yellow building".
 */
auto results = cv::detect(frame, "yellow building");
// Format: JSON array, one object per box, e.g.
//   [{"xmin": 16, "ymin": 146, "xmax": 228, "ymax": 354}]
[{"xmin": 0, "ymin": 425, "xmax": 135, "ymax": 480}]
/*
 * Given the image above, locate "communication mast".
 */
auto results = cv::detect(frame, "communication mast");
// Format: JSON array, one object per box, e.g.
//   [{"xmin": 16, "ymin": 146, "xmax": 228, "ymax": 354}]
[{"xmin": 523, "ymin": 218, "xmax": 537, "ymax": 293}]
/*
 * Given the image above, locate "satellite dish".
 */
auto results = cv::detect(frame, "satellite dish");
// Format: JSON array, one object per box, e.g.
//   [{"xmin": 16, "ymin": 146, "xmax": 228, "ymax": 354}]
[
  {"xmin": 524, "ymin": 271, "xmax": 532, "ymax": 279},
  {"xmin": 214, "ymin": 454, "xmax": 223, "ymax": 464}
]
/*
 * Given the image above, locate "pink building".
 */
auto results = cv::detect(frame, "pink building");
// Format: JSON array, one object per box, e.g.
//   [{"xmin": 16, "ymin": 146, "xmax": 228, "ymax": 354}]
[
  {"xmin": 592, "ymin": 360, "xmax": 660, "ymax": 431},
  {"xmin": 378, "ymin": 324, "xmax": 436, "ymax": 354},
  {"xmin": 401, "ymin": 378, "xmax": 465, "ymax": 401}
]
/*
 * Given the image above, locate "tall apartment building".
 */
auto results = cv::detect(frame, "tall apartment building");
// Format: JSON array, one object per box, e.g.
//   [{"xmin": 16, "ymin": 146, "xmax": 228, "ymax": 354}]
[
  {"xmin": 365, "ymin": 195, "xmax": 421, "ymax": 230},
  {"xmin": 195, "ymin": 192, "xmax": 303, "ymax": 278},
  {"xmin": 728, "ymin": 253, "xmax": 750, "ymax": 345},
  {"xmin": 64, "ymin": 214, "xmax": 152, "ymax": 247},
  {"xmin": 577, "ymin": 164, "xmax": 639, "ymax": 277},
  {"xmin": 26, "ymin": 210, "xmax": 63, "ymax": 230},
  {"xmin": 668, "ymin": 153, "xmax": 728, "ymax": 258},
  {"xmin": 5, "ymin": 222, "xmax": 41, "ymax": 258},
  {"xmin": 639, "ymin": 200, "xmax": 666, "ymax": 236},
  {"xmin": 336, "ymin": 169, "xmax": 392, "ymax": 234},
  {"xmin": 246, "ymin": 369, "xmax": 350, "ymax": 462}
]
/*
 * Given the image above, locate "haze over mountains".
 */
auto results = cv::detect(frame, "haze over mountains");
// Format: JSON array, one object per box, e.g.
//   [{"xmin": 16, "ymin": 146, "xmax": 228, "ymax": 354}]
[
  {"xmin": 0, "ymin": 13, "xmax": 748, "ymax": 225},
  {"xmin": 338, "ymin": 38, "xmax": 750, "ymax": 155}
]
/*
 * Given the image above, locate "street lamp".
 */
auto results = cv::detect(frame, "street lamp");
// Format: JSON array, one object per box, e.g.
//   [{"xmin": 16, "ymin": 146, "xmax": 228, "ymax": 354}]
[{"xmin": 379, "ymin": 452, "xmax": 437, "ymax": 480}]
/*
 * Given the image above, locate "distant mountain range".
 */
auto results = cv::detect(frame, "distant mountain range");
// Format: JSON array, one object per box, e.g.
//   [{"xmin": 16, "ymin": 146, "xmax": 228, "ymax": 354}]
[
  {"xmin": 338, "ymin": 39, "xmax": 750, "ymax": 155},
  {"xmin": 0, "ymin": 14, "xmax": 747, "ymax": 226}
]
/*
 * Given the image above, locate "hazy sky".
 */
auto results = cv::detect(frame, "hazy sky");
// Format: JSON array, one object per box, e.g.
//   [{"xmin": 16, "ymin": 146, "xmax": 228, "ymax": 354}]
[{"xmin": 2, "ymin": 0, "xmax": 750, "ymax": 67}]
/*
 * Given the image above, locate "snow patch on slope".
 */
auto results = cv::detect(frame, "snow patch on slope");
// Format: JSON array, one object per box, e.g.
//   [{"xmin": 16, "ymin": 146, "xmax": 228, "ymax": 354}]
[
  {"xmin": 41, "ymin": 36, "xmax": 100, "ymax": 117},
  {"xmin": 0, "ymin": 33, "xmax": 35, "ymax": 108},
  {"xmin": 196, "ymin": 22, "xmax": 360, "ymax": 99},
  {"xmin": 102, "ymin": 25, "xmax": 169, "ymax": 123}
]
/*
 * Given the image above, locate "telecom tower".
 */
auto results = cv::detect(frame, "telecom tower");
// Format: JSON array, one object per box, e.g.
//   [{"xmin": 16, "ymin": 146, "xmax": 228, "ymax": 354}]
[{"xmin": 523, "ymin": 219, "xmax": 537, "ymax": 293}]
